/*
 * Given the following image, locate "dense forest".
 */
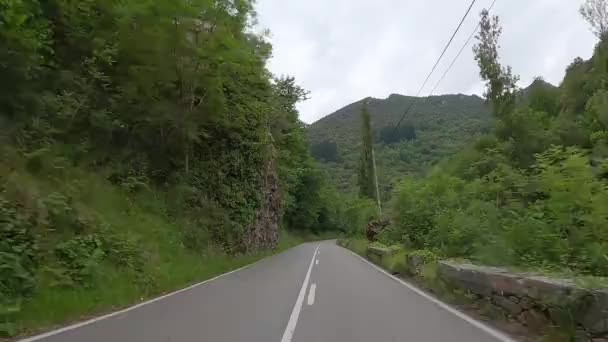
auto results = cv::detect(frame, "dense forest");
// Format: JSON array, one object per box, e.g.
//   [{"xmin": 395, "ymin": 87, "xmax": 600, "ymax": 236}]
[
  {"xmin": 373, "ymin": 6, "xmax": 608, "ymax": 277},
  {"xmin": 307, "ymin": 93, "xmax": 492, "ymax": 195},
  {"xmin": 0, "ymin": 0, "xmax": 374, "ymax": 336}
]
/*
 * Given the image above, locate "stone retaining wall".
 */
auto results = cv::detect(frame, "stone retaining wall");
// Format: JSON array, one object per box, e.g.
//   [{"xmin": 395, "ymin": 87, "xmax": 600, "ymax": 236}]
[
  {"xmin": 367, "ymin": 245, "xmax": 391, "ymax": 257},
  {"xmin": 339, "ymin": 241, "xmax": 608, "ymax": 341},
  {"xmin": 438, "ymin": 261, "xmax": 608, "ymax": 341}
]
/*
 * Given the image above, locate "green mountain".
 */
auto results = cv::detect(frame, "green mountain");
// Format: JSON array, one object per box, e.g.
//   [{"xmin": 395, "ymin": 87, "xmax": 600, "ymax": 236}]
[{"xmin": 307, "ymin": 93, "xmax": 492, "ymax": 195}]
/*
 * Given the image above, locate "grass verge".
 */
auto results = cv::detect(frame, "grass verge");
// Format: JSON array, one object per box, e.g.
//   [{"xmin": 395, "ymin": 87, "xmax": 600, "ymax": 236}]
[
  {"xmin": 14, "ymin": 232, "xmax": 308, "ymax": 339},
  {"xmin": 1, "ymin": 150, "xmax": 328, "ymax": 339}
]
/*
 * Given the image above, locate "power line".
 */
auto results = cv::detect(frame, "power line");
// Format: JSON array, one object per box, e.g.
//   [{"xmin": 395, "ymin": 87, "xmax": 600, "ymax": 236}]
[
  {"xmin": 428, "ymin": 0, "xmax": 498, "ymax": 97},
  {"xmin": 392, "ymin": 0, "xmax": 478, "ymax": 134}
]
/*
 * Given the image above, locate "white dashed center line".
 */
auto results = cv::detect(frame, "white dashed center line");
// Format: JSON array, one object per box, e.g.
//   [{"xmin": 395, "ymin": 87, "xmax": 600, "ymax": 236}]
[
  {"xmin": 280, "ymin": 245, "xmax": 319, "ymax": 342},
  {"xmin": 307, "ymin": 284, "xmax": 317, "ymax": 306}
]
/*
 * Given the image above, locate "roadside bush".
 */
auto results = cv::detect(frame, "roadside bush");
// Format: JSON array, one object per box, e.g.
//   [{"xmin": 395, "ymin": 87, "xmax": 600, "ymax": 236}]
[
  {"xmin": 434, "ymin": 200, "xmax": 500, "ymax": 258},
  {"xmin": 347, "ymin": 238, "xmax": 370, "ymax": 256},
  {"xmin": 0, "ymin": 197, "xmax": 38, "ymax": 301},
  {"xmin": 408, "ymin": 249, "xmax": 439, "ymax": 265},
  {"xmin": 100, "ymin": 230, "xmax": 144, "ymax": 272},
  {"xmin": 24, "ymin": 149, "xmax": 46, "ymax": 175},
  {"xmin": 369, "ymin": 241, "xmax": 388, "ymax": 249},
  {"xmin": 0, "ymin": 301, "xmax": 21, "ymax": 336},
  {"xmin": 374, "ymin": 224, "xmax": 400, "ymax": 245},
  {"xmin": 55, "ymin": 235, "xmax": 104, "ymax": 286},
  {"xmin": 381, "ymin": 249, "xmax": 408, "ymax": 275},
  {"xmin": 390, "ymin": 146, "xmax": 608, "ymax": 276},
  {"xmin": 41, "ymin": 192, "xmax": 84, "ymax": 232},
  {"xmin": 185, "ymin": 202, "xmax": 236, "ymax": 253},
  {"xmin": 341, "ymin": 197, "xmax": 379, "ymax": 236},
  {"xmin": 181, "ymin": 222, "xmax": 212, "ymax": 253},
  {"xmin": 504, "ymin": 147, "xmax": 608, "ymax": 274},
  {"xmin": 55, "ymin": 227, "xmax": 148, "ymax": 285},
  {"xmin": 391, "ymin": 174, "xmax": 467, "ymax": 250},
  {"xmin": 336, "ymin": 239, "xmax": 349, "ymax": 248}
]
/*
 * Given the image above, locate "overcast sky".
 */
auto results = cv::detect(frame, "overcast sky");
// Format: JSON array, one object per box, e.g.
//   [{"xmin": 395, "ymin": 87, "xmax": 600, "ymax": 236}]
[{"xmin": 255, "ymin": 0, "xmax": 598, "ymax": 124}]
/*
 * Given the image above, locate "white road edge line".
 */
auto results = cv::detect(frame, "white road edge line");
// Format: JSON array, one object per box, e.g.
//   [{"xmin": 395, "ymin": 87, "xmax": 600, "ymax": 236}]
[
  {"xmin": 307, "ymin": 283, "xmax": 317, "ymax": 306},
  {"xmin": 281, "ymin": 244, "xmax": 320, "ymax": 342},
  {"xmin": 343, "ymin": 248, "xmax": 516, "ymax": 342},
  {"xmin": 17, "ymin": 251, "xmax": 279, "ymax": 342}
]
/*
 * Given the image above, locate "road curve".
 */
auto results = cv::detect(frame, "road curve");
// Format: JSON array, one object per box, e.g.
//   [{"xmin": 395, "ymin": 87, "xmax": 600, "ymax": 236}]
[{"xmin": 20, "ymin": 241, "xmax": 514, "ymax": 342}]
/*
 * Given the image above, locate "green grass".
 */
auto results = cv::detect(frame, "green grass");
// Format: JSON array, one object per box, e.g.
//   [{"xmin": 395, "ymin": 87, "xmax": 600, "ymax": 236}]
[
  {"xmin": 381, "ymin": 250, "xmax": 408, "ymax": 275},
  {"xmin": 346, "ymin": 238, "xmax": 370, "ymax": 256},
  {"xmin": 15, "ymin": 223, "xmax": 305, "ymax": 336},
  {"xmin": 1, "ymin": 150, "xmax": 317, "ymax": 337},
  {"xmin": 16, "ymin": 250, "xmax": 283, "ymax": 334},
  {"xmin": 340, "ymin": 238, "xmax": 409, "ymax": 275}
]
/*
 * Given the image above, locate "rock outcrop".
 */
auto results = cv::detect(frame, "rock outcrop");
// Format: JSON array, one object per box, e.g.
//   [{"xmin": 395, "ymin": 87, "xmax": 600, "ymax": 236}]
[
  {"xmin": 244, "ymin": 144, "xmax": 281, "ymax": 252},
  {"xmin": 366, "ymin": 219, "xmax": 389, "ymax": 241}
]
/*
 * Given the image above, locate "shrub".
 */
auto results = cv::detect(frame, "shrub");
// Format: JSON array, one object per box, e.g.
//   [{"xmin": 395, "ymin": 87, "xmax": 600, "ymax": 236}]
[
  {"xmin": 342, "ymin": 197, "xmax": 379, "ymax": 236},
  {"xmin": 347, "ymin": 238, "xmax": 370, "ymax": 256},
  {"xmin": 0, "ymin": 301, "xmax": 20, "ymax": 337},
  {"xmin": 502, "ymin": 147, "xmax": 608, "ymax": 274},
  {"xmin": 181, "ymin": 222, "xmax": 212, "ymax": 253},
  {"xmin": 408, "ymin": 249, "xmax": 438, "ymax": 264},
  {"xmin": 336, "ymin": 239, "xmax": 349, "ymax": 248},
  {"xmin": 381, "ymin": 250, "xmax": 408, "ymax": 275},
  {"xmin": 55, "ymin": 235, "xmax": 104, "ymax": 285},
  {"xmin": 391, "ymin": 174, "xmax": 467, "ymax": 251},
  {"xmin": 369, "ymin": 241, "xmax": 388, "ymax": 249},
  {"xmin": 100, "ymin": 230, "xmax": 144, "ymax": 272},
  {"xmin": 0, "ymin": 197, "xmax": 38, "ymax": 301},
  {"xmin": 390, "ymin": 146, "xmax": 608, "ymax": 276},
  {"xmin": 41, "ymin": 192, "xmax": 81, "ymax": 232}
]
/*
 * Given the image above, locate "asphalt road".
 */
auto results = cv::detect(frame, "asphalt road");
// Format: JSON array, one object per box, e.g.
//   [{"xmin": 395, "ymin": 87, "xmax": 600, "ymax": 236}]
[{"xmin": 21, "ymin": 241, "xmax": 515, "ymax": 342}]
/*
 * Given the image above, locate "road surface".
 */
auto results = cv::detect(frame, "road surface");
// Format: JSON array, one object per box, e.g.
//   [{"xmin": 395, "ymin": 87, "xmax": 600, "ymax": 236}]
[{"xmin": 21, "ymin": 241, "xmax": 515, "ymax": 342}]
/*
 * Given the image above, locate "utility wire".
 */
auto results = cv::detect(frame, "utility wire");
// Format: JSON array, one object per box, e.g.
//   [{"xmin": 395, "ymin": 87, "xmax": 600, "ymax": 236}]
[
  {"xmin": 392, "ymin": 0, "xmax": 478, "ymax": 135},
  {"xmin": 428, "ymin": 0, "xmax": 498, "ymax": 97}
]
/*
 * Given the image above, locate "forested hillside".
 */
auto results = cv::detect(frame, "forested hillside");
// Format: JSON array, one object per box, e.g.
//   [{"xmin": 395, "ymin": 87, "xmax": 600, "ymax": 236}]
[
  {"xmin": 378, "ymin": 7, "xmax": 608, "ymax": 278},
  {"xmin": 337, "ymin": 5, "xmax": 608, "ymax": 338},
  {"xmin": 0, "ymin": 0, "xmax": 364, "ymax": 336},
  {"xmin": 307, "ymin": 93, "xmax": 492, "ymax": 194}
]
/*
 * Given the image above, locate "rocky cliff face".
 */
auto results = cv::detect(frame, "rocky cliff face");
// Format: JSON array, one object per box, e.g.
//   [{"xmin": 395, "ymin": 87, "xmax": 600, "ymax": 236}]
[{"xmin": 244, "ymin": 144, "xmax": 281, "ymax": 252}]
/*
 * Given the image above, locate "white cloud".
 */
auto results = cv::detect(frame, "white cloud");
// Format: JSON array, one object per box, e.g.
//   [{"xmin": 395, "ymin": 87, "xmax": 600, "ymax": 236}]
[{"xmin": 256, "ymin": 0, "xmax": 598, "ymax": 123}]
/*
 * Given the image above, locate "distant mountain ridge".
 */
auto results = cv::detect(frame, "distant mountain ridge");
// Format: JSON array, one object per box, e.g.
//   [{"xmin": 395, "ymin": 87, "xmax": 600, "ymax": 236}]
[
  {"xmin": 306, "ymin": 93, "xmax": 492, "ymax": 193},
  {"xmin": 308, "ymin": 93, "xmax": 489, "ymax": 150}
]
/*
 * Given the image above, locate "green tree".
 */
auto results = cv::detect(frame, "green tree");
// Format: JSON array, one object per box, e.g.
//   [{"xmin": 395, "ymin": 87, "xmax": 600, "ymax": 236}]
[
  {"xmin": 377, "ymin": 123, "xmax": 416, "ymax": 144},
  {"xmin": 0, "ymin": 0, "xmax": 342, "ymax": 253},
  {"xmin": 523, "ymin": 77, "xmax": 560, "ymax": 116},
  {"xmin": 580, "ymin": 0, "xmax": 608, "ymax": 39},
  {"xmin": 0, "ymin": 0, "xmax": 49, "ymax": 121},
  {"xmin": 0, "ymin": 0, "xmax": 352, "ymax": 335},
  {"xmin": 311, "ymin": 141, "xmax": 338, "ymax": 162},
  {"xmin": 472, "ymin": 9, "xmax": 552, "ymax": 167},
  {"xmin": 357, "ymin": 101, "xmax": 378, "ymax": 203},
  {"xmin": 473, "ymin": 9, "xmax": 519, "ymax": 119}
]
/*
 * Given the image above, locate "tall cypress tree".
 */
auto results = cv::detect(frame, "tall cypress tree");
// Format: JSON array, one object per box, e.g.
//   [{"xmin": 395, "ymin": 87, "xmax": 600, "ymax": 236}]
[{"xmin": 358, "ymin": 101, "xmax": 378, "ymax": 202}]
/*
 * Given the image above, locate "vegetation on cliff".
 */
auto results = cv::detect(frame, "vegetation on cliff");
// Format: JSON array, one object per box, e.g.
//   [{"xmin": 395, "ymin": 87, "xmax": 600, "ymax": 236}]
[{"xmin": 0, "ymin": 0, "xmax": 353, "ymax": 335}]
